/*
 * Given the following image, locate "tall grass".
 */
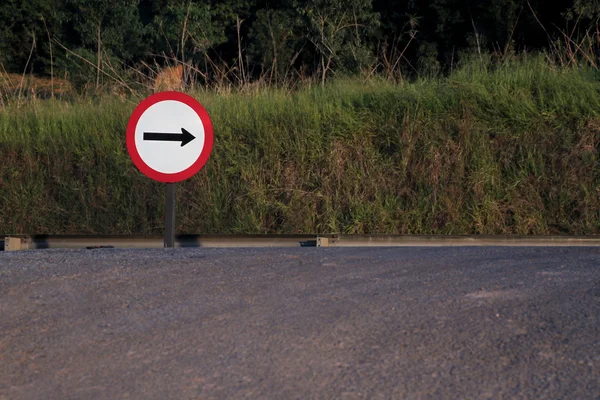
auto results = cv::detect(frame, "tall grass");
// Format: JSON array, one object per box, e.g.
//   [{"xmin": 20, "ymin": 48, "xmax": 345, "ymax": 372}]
[{"xmin": 1, "ymin": 55, "xmax": 599, "ymax": 235}]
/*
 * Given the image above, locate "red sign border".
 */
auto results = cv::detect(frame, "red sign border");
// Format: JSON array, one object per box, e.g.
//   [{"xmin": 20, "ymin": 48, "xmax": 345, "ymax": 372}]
[{"xmin": 126, "ymin": 91, "xmax": 214, "ymax": 183}]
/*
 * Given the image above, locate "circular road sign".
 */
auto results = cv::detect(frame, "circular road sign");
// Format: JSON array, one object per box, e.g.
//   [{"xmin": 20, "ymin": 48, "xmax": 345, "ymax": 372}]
[{"xmin": 126, "ymin": 91, "xmax": 214, "ymax": 183}]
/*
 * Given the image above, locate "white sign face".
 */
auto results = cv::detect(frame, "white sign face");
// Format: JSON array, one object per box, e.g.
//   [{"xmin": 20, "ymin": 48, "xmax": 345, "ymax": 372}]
[
  {"xmin": 126, "ymin": 92, "xmax": 214, "ymax": 183},
  {"xmin": 134, "ymin": 100, "xmax": 205, "ymax": 174}
]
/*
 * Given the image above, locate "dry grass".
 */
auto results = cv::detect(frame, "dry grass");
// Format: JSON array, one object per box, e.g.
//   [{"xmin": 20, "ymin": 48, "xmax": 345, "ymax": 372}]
[{"xmin": 0, "ymin": 72, "xmax": 73, "ymax": 102}]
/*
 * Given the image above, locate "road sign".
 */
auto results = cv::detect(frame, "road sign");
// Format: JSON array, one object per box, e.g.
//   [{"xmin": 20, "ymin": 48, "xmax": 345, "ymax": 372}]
[
  {"xmin": 126, "ymin": 91, "xmax": 214, "ymax": 183},
  {"xmin": 126, "ymin": 91, "xmax": 214, "ymax": 247}
]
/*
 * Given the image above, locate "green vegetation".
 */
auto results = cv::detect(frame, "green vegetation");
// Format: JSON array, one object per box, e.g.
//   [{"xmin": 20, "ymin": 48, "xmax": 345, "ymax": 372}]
[
  {"xmin": 1, "ymin": 0, "xmax": 598, "ymax": 94},
  {"xmin": 1, "ymin": 56, "xmax": 598, "ymax": 235}
]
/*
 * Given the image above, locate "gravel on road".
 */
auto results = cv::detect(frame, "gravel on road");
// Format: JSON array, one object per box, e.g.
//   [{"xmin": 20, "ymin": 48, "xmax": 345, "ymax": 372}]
[{"xmin": 1, "ymin": 247, "xmax": 599, "ymax": 399}]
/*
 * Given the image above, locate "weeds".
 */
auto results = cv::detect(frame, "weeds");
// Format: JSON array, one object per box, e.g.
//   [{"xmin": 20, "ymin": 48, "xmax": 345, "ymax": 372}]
[{"xmin": 0, "ymin": 55, "xmax": 598, "ymax": 235}]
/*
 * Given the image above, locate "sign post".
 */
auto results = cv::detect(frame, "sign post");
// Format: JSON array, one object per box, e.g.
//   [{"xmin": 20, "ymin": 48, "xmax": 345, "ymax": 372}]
[
  {"xmin": 126, "ymin": 91, "xmax": 214, "ymax": 248},
  {"xmin": 165, "ymin": 183, "xmax": 176, "ymax": 248}
]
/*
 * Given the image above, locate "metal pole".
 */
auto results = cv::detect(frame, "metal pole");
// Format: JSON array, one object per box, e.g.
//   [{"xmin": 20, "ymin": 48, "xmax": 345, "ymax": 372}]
[{"xmin": 165, "ymin": 183, "xmax": 176, "ymax": 248}]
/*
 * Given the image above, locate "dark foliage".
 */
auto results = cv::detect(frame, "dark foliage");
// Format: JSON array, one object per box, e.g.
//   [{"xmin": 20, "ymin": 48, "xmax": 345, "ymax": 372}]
[{"xmin": 0, "ymin": 0, "xmax": 587, "ymax": 85}]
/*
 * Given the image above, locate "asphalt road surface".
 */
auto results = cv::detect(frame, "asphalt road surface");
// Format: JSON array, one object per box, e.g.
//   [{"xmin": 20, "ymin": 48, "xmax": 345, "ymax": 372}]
[{"xmin": 1, "ymin": 247, "xmax": 599, "ymax": 399}]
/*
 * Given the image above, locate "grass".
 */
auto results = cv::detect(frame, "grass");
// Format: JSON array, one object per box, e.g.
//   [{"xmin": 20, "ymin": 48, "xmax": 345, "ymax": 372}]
[{"xmin": 0, "ymin": 55, "xmax": 599, "ymax": 235}]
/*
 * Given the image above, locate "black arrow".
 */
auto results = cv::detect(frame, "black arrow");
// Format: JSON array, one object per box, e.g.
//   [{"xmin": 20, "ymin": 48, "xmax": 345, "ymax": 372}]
[{"xmin": 143, "ymin": 128, "xmax": 196, "ymax": 147}]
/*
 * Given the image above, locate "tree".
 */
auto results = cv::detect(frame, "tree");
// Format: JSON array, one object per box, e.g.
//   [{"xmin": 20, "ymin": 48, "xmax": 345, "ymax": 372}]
[
  {"xmin": 66, "ymin": 0, "xmax": 143, "ymax": 89},
  {"xmin": 146, "ymin": 0, "xmax": 253, "ymax": 85},
  {"xmin": 0, "ymin": 0, "xmax": 64, "ymax": 75},
  {"xmin": 148, "ymin": 0, "xmax": 224, "ymax": 63},
  {"xmin": 300, "ymin": 0, "xmax": 379, "ymax": 86},
  {"xmin": 248, "ymin": 7, "xmax": 302, "ymax": 83}
]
